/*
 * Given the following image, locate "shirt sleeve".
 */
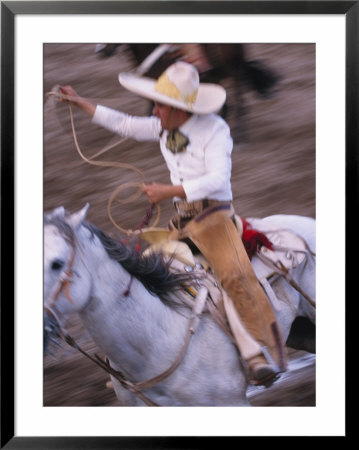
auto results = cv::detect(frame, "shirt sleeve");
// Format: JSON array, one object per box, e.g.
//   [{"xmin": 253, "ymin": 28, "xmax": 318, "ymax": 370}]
[
  {"xmin": 92, "ymin": 105, "xmax": 162, "ymax": 142},
  {"xmin": 182, "ymin": 120, "xmax": 233, "ymax": 202}
]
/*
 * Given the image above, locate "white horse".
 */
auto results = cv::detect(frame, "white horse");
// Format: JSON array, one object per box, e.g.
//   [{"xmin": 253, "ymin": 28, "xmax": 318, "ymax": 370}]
[{"xmin": 44, "ymin": 204, "xmax": 315, "ymax": 406}]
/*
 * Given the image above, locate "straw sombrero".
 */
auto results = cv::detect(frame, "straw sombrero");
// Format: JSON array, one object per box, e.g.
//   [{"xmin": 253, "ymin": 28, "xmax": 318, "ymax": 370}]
[{"xmin": 119, "ymin": 61, "xmax": 226, "ymax": 114}]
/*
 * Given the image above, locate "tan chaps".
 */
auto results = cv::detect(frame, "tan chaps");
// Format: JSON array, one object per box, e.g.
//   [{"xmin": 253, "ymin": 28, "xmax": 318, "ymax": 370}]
[{"xmin": 183, "ymin": 204, "xmax": 287, "ymax": 371}]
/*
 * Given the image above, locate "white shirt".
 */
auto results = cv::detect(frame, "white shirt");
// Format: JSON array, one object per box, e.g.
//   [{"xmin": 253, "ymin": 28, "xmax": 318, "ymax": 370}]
[{"xmin": 92, "ymin": 105, "xmax": 233, "ymax": 202}]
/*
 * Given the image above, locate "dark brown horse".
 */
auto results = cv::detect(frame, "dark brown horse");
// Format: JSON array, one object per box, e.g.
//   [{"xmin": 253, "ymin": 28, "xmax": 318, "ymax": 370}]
[{"xmin": 96, "ymin": 43, "xmax": 281, "ymax": 143}]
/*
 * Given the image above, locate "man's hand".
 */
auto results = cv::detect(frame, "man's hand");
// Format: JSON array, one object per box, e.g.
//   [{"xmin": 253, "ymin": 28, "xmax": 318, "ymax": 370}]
[
  {"xmin": 59, "ymin": 85, "xmax": 80, "ymax": 104},
  {"xmin": 59, "ymin": 85, "xmax": 96, "ymax": 117},
  {"xmin": 142, "ymin": 183, "xmax": 186, "ymax": 204}
]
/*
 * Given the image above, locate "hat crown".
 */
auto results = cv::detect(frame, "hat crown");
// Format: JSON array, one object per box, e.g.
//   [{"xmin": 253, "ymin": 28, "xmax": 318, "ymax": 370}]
[
  {"xmin": 155, "ymin": 62, "xmax": 199, "ymax": 104},
  {"xmin": 166, "ymin": 62, "xmax": 199, "ymax": 97}
]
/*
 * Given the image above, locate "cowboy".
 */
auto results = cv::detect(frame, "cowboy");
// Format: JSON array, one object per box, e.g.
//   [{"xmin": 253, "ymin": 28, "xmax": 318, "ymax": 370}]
[{"xmin": 60, "ymin": 61, "xmax": 286, "ymax": 385}]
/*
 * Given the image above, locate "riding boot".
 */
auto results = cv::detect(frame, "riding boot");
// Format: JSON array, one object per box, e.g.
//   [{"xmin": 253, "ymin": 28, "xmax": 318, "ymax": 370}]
[{"xmin": 184, "ymin": 203, "xmax": 287, "ymax": 384}]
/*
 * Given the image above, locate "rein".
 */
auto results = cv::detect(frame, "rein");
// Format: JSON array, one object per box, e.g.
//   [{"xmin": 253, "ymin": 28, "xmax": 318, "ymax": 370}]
[{"xmin": 46, "ymin": 89, "xmax": 160, "ymax": 235}]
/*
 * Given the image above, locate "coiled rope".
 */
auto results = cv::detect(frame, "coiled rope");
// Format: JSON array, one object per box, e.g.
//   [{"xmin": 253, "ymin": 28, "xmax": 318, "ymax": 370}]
[{"xmin": 45, "ymin": 87, "xmax": 160, "ymax": 235}]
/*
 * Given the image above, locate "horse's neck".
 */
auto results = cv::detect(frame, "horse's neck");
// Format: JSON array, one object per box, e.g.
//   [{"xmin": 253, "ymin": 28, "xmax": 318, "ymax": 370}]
[{"xmin": 75, "ymin": 228, "xmax": 188, "ymax": 374}]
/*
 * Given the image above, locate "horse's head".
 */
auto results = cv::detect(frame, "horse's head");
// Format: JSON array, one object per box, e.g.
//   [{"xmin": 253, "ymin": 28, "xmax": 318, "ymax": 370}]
[{"xmin": 44, "ymin": 204, "xmax": 90, "ymax": 352}]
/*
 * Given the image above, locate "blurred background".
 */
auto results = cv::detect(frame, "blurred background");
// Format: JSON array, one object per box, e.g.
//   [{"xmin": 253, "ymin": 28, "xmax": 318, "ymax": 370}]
[{"xmin": 43, "ymin": 43, "xmax": 315, "ymax": 406}]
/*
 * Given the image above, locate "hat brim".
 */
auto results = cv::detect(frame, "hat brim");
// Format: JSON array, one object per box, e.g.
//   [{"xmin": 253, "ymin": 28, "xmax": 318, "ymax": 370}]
[{"xmin": 119, "ymin": 72, "xmax": 226, "ymax": 115}]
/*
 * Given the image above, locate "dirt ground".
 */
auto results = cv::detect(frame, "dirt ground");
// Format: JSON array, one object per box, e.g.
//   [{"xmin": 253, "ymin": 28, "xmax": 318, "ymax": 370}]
[{"xmin": 43, "ymin": 43, "xmax": 316, "ymax": 407}]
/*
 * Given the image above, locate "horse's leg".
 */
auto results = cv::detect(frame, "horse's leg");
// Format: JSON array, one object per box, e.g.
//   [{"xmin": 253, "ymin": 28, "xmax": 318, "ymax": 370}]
[
  {"xmin": 198, "ymin": 45, "xmax": 249, "ymax": 144},
  {"xmin": 224, "ymin": 46, "xmax": 250, "ymax": 144},
  {"xmin": 95, "ymin": 44, "xmax": 120, "ymax": 58},
  {"xmin": 225, "ymin": 75, "xmax": 249, "ymax": 144}
]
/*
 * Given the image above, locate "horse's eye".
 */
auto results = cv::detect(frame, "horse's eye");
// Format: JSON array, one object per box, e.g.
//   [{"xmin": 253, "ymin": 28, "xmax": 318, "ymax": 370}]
[{"xmin": 51, "ymin": 259, "xmax": 64, "ymax": 271}]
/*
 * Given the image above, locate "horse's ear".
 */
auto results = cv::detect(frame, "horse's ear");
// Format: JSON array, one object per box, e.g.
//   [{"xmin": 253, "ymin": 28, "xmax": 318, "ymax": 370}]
[
  {"xmin": 67, "ymin": 203, "xmax": 90, "ymax": 230},
  {"xmin": 50, "ymin": 206, "xmax": 65, "ymax": 219}
]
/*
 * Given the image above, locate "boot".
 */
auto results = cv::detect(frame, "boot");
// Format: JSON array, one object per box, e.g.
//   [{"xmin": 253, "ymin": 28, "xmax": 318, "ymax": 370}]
[
  {"xmin": 247, "ymin": 355, "xmax": 279, "ymax": 386},
  {"xmin": 222, "ymin": 287, "xmax": 280, "ymax": 386}
]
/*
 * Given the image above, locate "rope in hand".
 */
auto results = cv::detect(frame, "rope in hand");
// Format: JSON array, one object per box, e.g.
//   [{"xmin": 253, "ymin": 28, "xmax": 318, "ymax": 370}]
[{"xmin": 45, "ymin": 88, "xmax": 161, "ymax": 235}]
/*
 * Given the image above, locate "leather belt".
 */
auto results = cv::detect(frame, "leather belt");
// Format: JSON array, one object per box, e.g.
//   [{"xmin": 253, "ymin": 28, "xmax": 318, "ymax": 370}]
[{"xmin": 174, "ymin": 199, "xmax": 232, "ymax": 218}]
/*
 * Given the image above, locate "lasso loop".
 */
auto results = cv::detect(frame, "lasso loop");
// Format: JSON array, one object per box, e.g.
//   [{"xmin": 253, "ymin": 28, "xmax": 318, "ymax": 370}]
[
  {"xmin": 46, "ymin": 89, "xmax": 161, "ymax": 234},
  {"xmin": 107, "ymin": 182, "xmax": 160, "ymax": 235}
]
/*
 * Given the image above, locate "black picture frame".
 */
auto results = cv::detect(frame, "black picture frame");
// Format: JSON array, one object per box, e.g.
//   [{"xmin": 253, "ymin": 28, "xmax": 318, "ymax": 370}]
[{"xmin": 1, "ymin": 1, "xmax": 354, "ymax": 447}]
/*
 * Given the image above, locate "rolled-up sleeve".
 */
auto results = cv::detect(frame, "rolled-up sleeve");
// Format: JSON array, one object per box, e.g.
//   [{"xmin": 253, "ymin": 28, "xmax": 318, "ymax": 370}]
[
  {"xmin": 182, "ymin": 122, "xmax": 233, "ymax": 202},
  {"xmin": 92, "ymin": 105, "xmax": 161, "ymax": 142}
]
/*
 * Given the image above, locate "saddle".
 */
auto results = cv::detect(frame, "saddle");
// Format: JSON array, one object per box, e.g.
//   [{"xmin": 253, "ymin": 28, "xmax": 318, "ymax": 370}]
[{"xmin": 139, "ymin": 215, "xmax": 313, "ymax": 328}]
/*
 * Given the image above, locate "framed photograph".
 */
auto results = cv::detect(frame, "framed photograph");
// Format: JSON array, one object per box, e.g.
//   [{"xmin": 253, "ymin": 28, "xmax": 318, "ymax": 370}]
[{"xmin": 2, "ymin": 1, "xmax": 354, "ymax": 447}]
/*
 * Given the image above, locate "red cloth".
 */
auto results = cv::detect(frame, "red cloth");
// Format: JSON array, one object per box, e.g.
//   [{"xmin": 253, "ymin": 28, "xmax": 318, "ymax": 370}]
[{"xmin": 241, "ymin": 218, "xmax": 274, "ymax": 260}]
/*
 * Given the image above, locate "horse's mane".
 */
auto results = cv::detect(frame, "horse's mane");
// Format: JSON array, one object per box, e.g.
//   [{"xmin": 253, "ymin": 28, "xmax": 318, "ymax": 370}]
[
  {"xmin": 84, "ymin": 223, "xmax": 195, "ymax": 306},
  {"xmin": 45, "ymin": 214, "xmax": 196, "ymax": 306}
]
